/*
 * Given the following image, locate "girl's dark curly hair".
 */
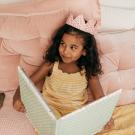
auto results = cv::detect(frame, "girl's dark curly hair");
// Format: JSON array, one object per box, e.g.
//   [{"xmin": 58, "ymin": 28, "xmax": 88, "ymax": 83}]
[{"xmin": 44, "ymin": 24, "xmax": 102, "ymax": 80}]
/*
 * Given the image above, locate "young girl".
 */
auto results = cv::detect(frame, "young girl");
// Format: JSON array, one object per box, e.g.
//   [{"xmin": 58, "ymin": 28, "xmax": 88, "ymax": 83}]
[
  {"xmin": 13, "ymin": 14, "xmax": 113, "ymax": 127},
  {"xmin": 15, "ymin": 15, "xmax": 104, "ymax": 114},
  {"xmin": 29, "ymin": 14, "xmax": 104, "ymax": 117}
]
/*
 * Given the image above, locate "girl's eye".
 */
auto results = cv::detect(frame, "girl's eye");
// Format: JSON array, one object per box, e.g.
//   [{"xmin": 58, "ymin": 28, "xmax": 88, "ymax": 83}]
[
  {"xmin": 71, "ymin": 46, "xmax": 78, "ymax": 50},
  {"xmin": 60, "ymin": 42, "xmax": 65, "ymax": 46}
]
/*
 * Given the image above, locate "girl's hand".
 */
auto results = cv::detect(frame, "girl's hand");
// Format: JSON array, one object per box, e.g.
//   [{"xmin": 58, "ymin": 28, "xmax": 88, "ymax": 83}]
[
  {"xmin": 0, "ymin": 93, "xmax": 5, "ymax": 109},
  {"xmin": 13, "ymin": 98, "xmax": 26, "ymax": 112},
  {"xmin": 104, "ymin": 118, "xmax": 114, "ymax": 130},
  {"xmin": 13, "ymin": 88, "xmax": 26, "ymax": 112}
]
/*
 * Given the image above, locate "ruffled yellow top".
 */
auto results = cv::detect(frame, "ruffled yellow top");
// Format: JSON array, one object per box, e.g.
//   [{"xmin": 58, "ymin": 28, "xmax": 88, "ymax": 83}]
[{"xmin": 42, "ymin": 62, "xmax": 88, "ymax": 118}]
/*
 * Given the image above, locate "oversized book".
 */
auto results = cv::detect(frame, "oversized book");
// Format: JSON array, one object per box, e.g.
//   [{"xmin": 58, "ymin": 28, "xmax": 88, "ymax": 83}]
[{"xmin": 18, "ymin": 66, "xmax": 121, "ymax": 135}]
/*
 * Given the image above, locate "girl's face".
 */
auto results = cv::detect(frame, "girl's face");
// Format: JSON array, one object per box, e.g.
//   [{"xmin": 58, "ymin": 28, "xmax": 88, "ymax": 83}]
[{"xmin": 59, "ymin": 33, "xmax": 86, "ymax": 64}]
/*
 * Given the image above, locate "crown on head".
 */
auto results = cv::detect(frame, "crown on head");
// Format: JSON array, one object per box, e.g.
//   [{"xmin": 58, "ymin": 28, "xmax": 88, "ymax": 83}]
[{"xmin": 66, "ymin": 14, "xmax": 97, "ymax": 35}]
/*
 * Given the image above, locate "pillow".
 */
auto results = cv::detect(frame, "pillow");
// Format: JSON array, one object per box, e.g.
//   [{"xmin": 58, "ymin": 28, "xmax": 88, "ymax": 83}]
[
  {"xmin": 100, "ymin": 6, "xmax": 135, "ymax": 32},
  {"xmin": 99, "ymin": 0, "xmax": 135, "ymax": 32},
  {"xmin": 97, "ymin": 30, "xmax": 135, "ymax": 105}
]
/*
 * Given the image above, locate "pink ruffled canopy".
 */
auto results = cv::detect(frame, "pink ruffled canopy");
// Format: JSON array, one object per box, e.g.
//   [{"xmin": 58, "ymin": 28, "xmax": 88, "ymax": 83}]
[{"xmin": 0, "ymin": 0, "xmax": 100, "ymax": 40}]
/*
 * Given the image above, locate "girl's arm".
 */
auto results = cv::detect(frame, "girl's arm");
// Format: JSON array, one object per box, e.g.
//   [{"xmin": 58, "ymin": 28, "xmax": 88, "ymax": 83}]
[
  {"xmin": 13, "ymin": 62, "xmax": 53, "ymax": 112},
  {"xmin": 30, "ymin": 62, "xmax": 53, "ymax": 84},
  {"xmin": 88, "ymin": 76, "xmax": 104, "ymax": 100},
  {"xmin": 89, "ymin": 76, "xmax": 114, "ymax": 129}
]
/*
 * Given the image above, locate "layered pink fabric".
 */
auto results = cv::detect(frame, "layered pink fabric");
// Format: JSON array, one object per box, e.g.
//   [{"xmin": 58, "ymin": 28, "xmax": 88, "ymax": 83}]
[
  {"xmin": 96, "ymin": 30, "xmax": 135, "ymax": 105},
  {"xmin": 0, "ymin": 0, "xmax": 100, "ymax": 23},
  {"xmin": 0, "ymin": 10, "xmax": 68, "ymax": 91}
]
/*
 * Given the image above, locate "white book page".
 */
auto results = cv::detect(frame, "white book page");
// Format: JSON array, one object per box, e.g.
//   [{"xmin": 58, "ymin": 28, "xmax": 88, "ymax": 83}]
[
  {"xmin": 56, "ymin": 90, "xmax": 121, "ymax": 135},
  {"xmin": 18, "ymin": 67, "xmax": 57, "ymax": 135}
]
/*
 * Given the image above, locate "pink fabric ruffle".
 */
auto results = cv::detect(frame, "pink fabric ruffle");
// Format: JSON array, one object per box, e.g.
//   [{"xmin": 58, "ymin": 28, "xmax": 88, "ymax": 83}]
[
  {"xmin": 0, "ymin": 0, "xmax": 101, "ymax": 40},
  {"xmin": 0, "ymin": 0, "xmax": 100, "ymax": 19},
  {"xmin": 0, "ymin": 9, "xmax": 68, "ymax": 40}
]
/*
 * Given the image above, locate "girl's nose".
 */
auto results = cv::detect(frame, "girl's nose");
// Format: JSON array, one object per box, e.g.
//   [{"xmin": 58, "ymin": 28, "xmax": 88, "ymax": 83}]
[{"xmin": 63, "ymin": 48, "xmax": 70, "ymax": 56}]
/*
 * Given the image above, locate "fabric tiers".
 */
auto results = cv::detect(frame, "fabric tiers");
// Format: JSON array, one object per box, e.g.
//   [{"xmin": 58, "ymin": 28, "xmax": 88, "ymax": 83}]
[
  {"xmin": 0, "ymin": 0, "xmax": 101, "ymax": 40},
  {"xmin": 0, "ymin": 9, "xmax": 68, "ymax": 40},
  {"xmin": 0, "ymin": 9, "xmax": 69, "ymax": 90}
]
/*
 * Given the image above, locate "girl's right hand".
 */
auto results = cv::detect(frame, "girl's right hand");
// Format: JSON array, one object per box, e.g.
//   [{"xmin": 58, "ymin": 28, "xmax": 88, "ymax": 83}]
[
  {"xmin": 13, "ymin": 87, "xmax": 26, "ymax": 112},
  {"xmin": 13, "ymin": 98, "xmax": 26, "ymax": 112}
]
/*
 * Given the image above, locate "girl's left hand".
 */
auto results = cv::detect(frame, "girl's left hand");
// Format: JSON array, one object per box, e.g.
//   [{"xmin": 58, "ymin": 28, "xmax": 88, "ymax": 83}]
[
  {"xmin": 13, "ymin": 87, "xmax": 26, "ymax": 112},
  {"xmin": 13, "ymin": 98, "xmax": 26, "ymax": 112},
  {"xmin": 104, "ymin": 118, "xmax": 114, "ymax": 130}
]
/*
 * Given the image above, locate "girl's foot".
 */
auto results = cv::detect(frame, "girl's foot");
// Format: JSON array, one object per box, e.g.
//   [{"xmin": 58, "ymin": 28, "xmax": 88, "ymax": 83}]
[{"xmin": 0, "ymin": 93, "xmax": 5, "ymax": 109}]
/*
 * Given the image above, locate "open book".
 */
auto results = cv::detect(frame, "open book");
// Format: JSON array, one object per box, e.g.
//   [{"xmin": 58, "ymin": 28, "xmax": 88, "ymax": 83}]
[{"xmin": 18, "ymin": 66, "xmax": 122, "ymax": 135}]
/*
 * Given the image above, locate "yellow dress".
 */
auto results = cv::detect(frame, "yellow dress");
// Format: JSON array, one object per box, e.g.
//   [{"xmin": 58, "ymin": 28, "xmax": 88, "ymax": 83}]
[{"xmin": 42, "ymin": 62, "xmax": 88, "ymax": 118}]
